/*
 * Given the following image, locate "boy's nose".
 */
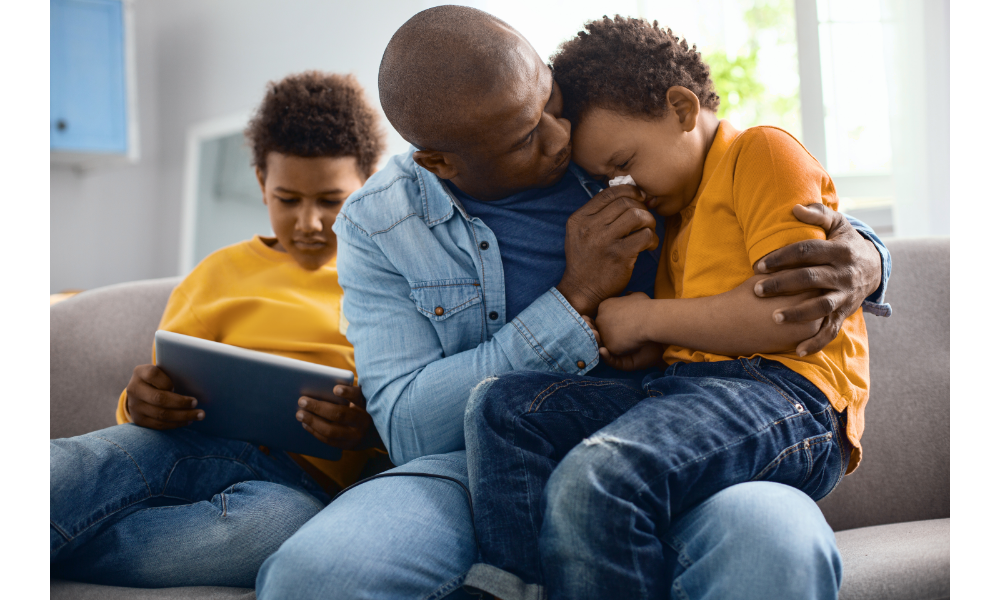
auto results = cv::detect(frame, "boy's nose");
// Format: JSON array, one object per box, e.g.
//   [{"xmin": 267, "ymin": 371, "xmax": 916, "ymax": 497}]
[{"xmin": 297, "ymin": 206, "xmax": 324, "ymax": 232}]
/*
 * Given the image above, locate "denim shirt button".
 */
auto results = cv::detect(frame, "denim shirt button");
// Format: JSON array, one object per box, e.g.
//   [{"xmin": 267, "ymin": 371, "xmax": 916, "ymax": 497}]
[
  {"xmin": 434, "ymin": 306, "xmax": 444, "ymax": 316},
  {"xmin": 576, "ymin": 360, "xmax": 586, "ymax": 369},
  {"xmin": 479, "ymin": 241, "xmax": 490, "ymax": 250},
  {"xmin": 489, "ymin": 311, "xmax": 499, "ymax": 321}
]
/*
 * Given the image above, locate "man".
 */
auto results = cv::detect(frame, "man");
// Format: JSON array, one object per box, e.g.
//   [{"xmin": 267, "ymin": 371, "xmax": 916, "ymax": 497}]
[{"xmin": 256, "ymin": 7, "xmax": 891, "ymax": 599}]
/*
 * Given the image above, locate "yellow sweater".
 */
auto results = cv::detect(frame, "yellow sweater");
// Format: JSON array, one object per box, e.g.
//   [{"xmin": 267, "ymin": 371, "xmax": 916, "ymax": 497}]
[{"xmin": 117, "ymin": 235, "xmax": 375, "ymax": 488}]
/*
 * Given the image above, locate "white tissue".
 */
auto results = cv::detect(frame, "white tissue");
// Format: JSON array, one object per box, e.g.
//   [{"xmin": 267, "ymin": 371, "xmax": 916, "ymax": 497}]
[{"xmin": 609, "ymin": 174, "xmax": 635, "ymax": 187}]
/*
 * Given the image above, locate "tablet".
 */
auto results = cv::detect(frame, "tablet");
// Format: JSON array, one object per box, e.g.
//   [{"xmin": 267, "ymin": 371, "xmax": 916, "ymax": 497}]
[{"xmin": 154, "ymin": 330, "xmax": 355, "ymax": 461}]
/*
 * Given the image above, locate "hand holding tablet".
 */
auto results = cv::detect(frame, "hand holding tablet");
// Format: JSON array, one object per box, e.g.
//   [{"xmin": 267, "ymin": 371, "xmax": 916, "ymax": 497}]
[{"xmin": 154, "ymin": 330, "xmax": 358, "ymax": 461}]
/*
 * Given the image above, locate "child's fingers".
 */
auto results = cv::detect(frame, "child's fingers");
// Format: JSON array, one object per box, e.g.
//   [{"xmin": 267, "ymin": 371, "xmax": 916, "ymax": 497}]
[
  {"xmin": 298, "ymin": 396, "xmax": 367, "ymax": 427},
  {"xmin": 333, "ymin": 384, "xmax": 366, "ymax": 407},
  {"xmin": 297, "ymin": 406, "xmax": 364, "ymax": 438}
]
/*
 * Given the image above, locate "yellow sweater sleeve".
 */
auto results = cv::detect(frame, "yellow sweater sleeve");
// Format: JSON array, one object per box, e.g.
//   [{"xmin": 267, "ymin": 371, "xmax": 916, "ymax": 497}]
[{"xmin": 115, "ymin": 285, "xmax": 214, "ymax": 424}]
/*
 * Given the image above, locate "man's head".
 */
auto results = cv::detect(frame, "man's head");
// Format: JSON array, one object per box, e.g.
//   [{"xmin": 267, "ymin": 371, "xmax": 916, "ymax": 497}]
[
  {"xmin": 245, "ymin": 71, "xmax": 385, "ymax": 269},
  {"xmin": 552, "ymin": 16, "xmax": 721, "ymax": 215},
  {"xmin": 379, "ymin": 5, "xmax": 571, "ymax": 201}
]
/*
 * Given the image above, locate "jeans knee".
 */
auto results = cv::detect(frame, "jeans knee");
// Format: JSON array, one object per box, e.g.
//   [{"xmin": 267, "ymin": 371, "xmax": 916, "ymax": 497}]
[{"xmin": 698, "ymin": 482, "xmax": 841, "ymax": 579}]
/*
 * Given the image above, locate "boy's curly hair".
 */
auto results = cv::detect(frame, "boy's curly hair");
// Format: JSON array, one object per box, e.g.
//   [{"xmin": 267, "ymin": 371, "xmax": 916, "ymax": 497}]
[
  {"xmin": 551, "ymin": 16, "xmax": 720, "ymax": 125},
  {"xmin": 245, "ymin": 71, "xmax": 385, "ymax": 177}
]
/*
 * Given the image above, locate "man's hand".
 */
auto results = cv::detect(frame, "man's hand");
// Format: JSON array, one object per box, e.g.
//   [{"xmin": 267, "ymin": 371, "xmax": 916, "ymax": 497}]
[
  {"xmin": 558, "ymin": 185, "xmax": 659, "ymax": 317},
  {"xmin": 126, "ymin": 364, "xmax": 204, "ymax": 429},
  {"xmin": 296, "ymin": 384, "xmax": 380, "ymax": 451},
  {"xmin": 753, "ymin": 203, "xmax": 882, "ymax": 356}
]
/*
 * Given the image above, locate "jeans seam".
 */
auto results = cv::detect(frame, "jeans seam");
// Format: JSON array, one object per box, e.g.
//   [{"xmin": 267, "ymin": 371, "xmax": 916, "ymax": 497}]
[
  {"xmin": 423, "ymin": 573, "xmax": 468, "ymax": 600},
  {"xmin": 628, "ymin": 506, "xmax": 649, "ymax": 600},
  {"xmin": 530, "ymin": 379, "xmax": 575, "ymax": 412},
  {"xmin": 94, "ymin": 435, "xmax": 154, "ymax": 496},
  {"xmin": 530, "ymin": 380, "xmax": 637, "ymax": 412},
  {"xmin": 161, "ymin": 455, "xmax": 262, "ymax": 495},
  {"xmin": 738, "ymin": 359, "xmax": 799, "ymax": 411}
]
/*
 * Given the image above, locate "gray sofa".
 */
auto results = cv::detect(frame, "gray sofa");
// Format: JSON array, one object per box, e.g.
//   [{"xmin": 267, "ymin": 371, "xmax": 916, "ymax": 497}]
[{"xmin": 50, "ymin": 237, "xmax": 950, "ymax": 600}]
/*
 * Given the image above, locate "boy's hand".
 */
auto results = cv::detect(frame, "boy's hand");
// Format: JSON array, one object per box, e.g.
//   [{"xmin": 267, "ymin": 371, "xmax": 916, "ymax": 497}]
[
  {"xmin": 558, "ymin": 185, "xmax": 659, "ymax": 317},
  {"xmin": 594, "ymin": 292, "xmax": 653, "ymax": 356},
  {"xmin": 126, "ymin": 364, "xmax": 204, "ymax": 429},
  {"xmin": 296, "ymin": 385, "xmax": 380, "ymax": 450},
  {"xmin": 753, "ymin": 203, "xmax": 882, "ymax": 356},
  {"xmin": 599, "ymin": 343, "xmax": 666, "ymax": 372}
]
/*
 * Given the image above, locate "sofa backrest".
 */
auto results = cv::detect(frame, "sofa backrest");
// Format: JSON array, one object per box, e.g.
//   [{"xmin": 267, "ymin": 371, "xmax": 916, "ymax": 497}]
[
  {"xmin": 817, "ymin": 237, "xmax": 950, "ymax": 531},
  {"xmin": 50, "ymin": 277, "xmax": 181, "ymax": 439},
  {"xmin": 49, "ymin": 239, "xmax": 950, "ymax": 531}
]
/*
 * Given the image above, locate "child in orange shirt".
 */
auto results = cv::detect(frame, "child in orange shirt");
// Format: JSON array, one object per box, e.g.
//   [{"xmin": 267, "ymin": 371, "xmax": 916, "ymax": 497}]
[
  {"xmin": 51, "ymin": 71, "xmax": 387, "ymax": 589},
  {"xmin": 463, "ymin": 17, "xmax": 874, "ymax": 600}
]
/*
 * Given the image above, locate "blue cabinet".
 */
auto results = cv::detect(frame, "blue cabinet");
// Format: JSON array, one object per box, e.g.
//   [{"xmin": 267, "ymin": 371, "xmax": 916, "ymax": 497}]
[{"xmin": 50, "ymin": 0, "xmax": 129, "ymax": 154}]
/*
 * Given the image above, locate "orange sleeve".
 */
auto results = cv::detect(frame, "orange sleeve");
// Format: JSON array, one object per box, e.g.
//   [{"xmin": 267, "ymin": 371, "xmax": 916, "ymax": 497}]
[
  {"xmin": 732, "ymin": 127, "xmax": 839, "ymax": 265},
  {"xmin": 114, "ymin": 284, "xmax": 214, "ymax": 422}
]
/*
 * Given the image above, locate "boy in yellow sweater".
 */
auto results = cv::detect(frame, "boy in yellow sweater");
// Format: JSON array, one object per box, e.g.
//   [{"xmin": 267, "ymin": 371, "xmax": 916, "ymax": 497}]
[
  {"xmin": 51, "ymin": 71, "xmax": 385, "ymax": 589},
  {"xmin": 463, "ymin": 17, "xmax": 890, "ymax": 600}
]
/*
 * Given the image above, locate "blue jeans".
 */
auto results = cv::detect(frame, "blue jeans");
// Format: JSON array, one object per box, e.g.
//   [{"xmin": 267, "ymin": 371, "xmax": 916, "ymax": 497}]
[
  {"xmin": 50, "ymin": 424, "xmax": 329, "ymax": 588},
  {"xmin": 464, "ymin": 358, "xmax": 850, "ymax": 600},
  {"xmin": 255, "ymin": 451, "xmax": 842, "ymax": 600}
]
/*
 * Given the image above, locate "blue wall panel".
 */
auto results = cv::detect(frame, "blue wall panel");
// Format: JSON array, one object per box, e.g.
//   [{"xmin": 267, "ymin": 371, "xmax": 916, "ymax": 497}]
[{"xmin": 50, "ymin": 0, "xmax": 128, "ymax": 154}]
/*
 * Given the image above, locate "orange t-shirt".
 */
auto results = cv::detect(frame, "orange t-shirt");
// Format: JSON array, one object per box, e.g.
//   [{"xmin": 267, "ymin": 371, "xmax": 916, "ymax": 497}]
[
  {"xmin": 654, "ymin": 120, "xmax": 870, "ymax": 473},
  {"xmin": 116, "ymin": 235, "xmax": 381, "ymax": 488}
]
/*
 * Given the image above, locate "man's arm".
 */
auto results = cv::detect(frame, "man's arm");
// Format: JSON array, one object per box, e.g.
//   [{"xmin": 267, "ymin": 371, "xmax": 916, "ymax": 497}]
[
  {"xmin": 335, "ymin": 215, "xmax": 600, "ymax": 466},
  {"xmin": 753, "ymin": 204, "xmax": 893, "ymax": 356}
]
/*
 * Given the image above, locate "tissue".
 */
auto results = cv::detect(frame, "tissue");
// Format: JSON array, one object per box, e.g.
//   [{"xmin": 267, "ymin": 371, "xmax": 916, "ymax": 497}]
[{"xmin": 609, "ymin": 174, "xmax": 635, "ymax": 187}]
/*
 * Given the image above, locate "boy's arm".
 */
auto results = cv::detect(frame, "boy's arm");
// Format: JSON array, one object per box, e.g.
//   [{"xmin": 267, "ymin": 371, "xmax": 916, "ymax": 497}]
[{"xmin": 597, "ymin": 274, "xmax": 823, "ymax": 359}]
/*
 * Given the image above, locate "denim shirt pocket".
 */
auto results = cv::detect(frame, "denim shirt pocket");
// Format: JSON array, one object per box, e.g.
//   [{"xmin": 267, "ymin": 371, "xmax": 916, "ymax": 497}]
[{"xmin": 409, "ymin": 278, "xmax": 484, "ymax": 350}]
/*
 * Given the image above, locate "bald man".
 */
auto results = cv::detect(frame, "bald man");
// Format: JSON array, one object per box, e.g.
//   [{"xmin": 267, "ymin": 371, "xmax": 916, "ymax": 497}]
[{"xmin": 256, "ymin": 7, "xmax": 892, "ymax": 599}]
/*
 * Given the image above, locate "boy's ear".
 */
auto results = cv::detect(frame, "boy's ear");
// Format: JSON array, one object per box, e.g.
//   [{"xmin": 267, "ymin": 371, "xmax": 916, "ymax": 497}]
[
  {"xmin": 412, "ymin": 150, "xmax": 461, "ymax": 180},
  {"xmin": 255, "ymin": 166, "xmax": 267, "ymax": 204},
  {"xmin": 666, "ymin": 86, "xmax": 701, "ymax": 133}
]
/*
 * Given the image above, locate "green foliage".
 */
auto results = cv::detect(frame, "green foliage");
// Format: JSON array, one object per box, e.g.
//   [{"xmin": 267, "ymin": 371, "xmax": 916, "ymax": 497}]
[
  {"xmin": 701, "ymin": 0, "xmax": 801, "ymax": 137},
  {"xmin": 704, "ymin": 49, "xmax": 765, "ymax": 116}
]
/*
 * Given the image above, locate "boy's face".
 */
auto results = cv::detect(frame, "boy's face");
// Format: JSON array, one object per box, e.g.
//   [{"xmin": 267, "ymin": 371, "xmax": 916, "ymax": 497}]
[
  {"xmin": 571, "ymin": 91, "xmax": 709, "ymax": 216},
  {"xmin": 256, "ymin": 153, "xmax": 366, "ymax": 270}
]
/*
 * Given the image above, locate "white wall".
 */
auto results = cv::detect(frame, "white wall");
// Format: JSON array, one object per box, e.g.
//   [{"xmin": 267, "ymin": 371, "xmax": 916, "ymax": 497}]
[{"xmin": 50, "ymin": 0, "xmax": 420, "ymax": 292}]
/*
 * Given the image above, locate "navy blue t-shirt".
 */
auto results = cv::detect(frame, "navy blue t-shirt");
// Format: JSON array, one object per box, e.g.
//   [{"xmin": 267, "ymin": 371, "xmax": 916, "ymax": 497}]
[{"xmin": 446, "ymin": 166, "xmax": 661, "ymax": 323}]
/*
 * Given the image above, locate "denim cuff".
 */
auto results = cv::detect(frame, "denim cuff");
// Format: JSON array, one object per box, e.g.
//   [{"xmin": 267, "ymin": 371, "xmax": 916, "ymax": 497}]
[
  {"xmin": 852, "ymin": 221, "xmax": 893, "ymax": 317},
  {"xmin": 463, "ymin": 563, "xmax": 547, "ymax": 600},
  {"xmin": 494, "ymin": 287, "xmax": 599, "ymax": 375}
]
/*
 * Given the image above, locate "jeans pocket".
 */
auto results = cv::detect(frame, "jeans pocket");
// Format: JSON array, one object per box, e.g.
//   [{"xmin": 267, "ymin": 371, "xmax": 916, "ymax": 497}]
[{"xmin": 750, "ymin": 432, "xmax": 836, "ymax": 499}]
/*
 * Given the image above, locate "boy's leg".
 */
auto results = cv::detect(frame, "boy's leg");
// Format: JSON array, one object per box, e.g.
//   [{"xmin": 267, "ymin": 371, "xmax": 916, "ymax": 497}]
[
  {"xmin": 539, "ymin": 358, "xmax": 850, "ymax": 600},
  {"xmin": 663, "ymin": 481, "xmax": 842, "ymax": 600},
  {"xmin": 463, "ymin": 371, "xmax": 647, "ymax": 590},
  {"xmin": 256, "ymin": 450, "xmax": 481, "ymax": 600},
  {"xmin": 51, "ymin": 424, "xmax": 326, "ymax": 588}
]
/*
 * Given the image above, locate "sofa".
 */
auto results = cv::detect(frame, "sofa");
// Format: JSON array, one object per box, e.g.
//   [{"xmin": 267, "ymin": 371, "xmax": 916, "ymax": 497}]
[{"xmin": 50, "ymin": 237, "xmax": 950, "ymax": 600}]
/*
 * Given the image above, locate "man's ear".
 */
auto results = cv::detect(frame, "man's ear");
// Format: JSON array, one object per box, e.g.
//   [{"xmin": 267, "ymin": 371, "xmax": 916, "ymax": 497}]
[
  {"xmin": 412, "ymin": 150, "xmax": 461, "ymax": 180},
  {"xmin": 255, "ymin": 166, "xmax": 267, "ymax": 205},
  {"xmin": 666, "ymin": 86, "xmax": 701, "ymax": 133}
]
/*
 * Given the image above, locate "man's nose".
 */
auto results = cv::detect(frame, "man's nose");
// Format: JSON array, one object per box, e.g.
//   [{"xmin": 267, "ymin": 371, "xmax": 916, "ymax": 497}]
[{"xmin": 541, "ymin": 113, "xmax": 571, "ymax": 157}]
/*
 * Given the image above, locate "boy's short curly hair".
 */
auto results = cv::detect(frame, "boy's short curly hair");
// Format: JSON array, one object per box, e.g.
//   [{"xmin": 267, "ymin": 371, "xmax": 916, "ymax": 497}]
[
  {"xmin": 245, "ymin": 71, "xmax": 385, "ymax": 177},
  {"xmin": 551, "ymin": 15, "xmax": 720, "ymax": 125}
]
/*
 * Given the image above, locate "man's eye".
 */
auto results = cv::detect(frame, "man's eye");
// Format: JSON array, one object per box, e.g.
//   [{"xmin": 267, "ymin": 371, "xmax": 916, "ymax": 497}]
[{"xmin": 320, "ymin": 199, "xmax": 343, "ymax": 207}]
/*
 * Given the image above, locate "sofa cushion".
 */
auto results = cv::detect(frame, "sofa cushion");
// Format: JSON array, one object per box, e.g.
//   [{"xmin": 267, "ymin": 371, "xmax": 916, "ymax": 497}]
[
  {"xmin": 836, "ymin": 518, "xmax": 949, "ymax": 600},
  {"xmin": 50, "ymin": 277, "xmax": 180, "ymax": 440},
  {"xmin": 818, "ymin": 238, "xmax": 949, "ymax": 531},
  {"xmin": 50, "ymin": 580, "xmax": 254, "ymax": 600}
]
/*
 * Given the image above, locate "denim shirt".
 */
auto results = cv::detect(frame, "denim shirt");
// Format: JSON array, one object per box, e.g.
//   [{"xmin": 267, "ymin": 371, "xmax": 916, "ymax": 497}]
[{"xmin": 334, "ymin": 150, "xmax": 893, "ymax": 465}]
